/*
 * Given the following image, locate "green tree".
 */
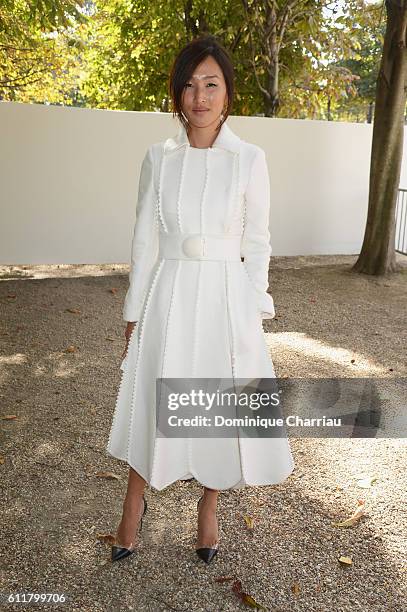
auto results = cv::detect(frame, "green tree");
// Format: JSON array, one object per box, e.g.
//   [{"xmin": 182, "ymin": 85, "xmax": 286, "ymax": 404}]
[
  {"xmin": 327, "ymin": 2, "xmax": 386, "ymax": 122},
  {"xmin": 353, "ymin": 0, "xmax": 407, "ymax": 275},
  {"xmin": 2, "ymin": 0, "xmax": 388, "ymax": 124},
  {"xmin": 0, "ymin": 0, "xmax": 88, "ymax": 102}
]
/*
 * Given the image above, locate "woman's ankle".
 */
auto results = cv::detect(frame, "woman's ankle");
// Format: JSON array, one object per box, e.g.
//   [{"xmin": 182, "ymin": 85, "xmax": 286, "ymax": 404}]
[
  {"xmin": 200, "ymin": 495, "xmax": 218, "ymax": 511},
  {"xmin": 122, "ymin": 492, "xmax": 145, "ymax": 511}
]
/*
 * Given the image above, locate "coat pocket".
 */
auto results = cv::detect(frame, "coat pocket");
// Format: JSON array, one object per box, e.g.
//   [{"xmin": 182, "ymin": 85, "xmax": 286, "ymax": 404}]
[
  {"xmin": 240, "ymin": 263, "xmax": 262, "ymax": 316},
  {"xmin": 226, "ymin": 263, "xmax": 264, "ymax": 358},
  {"xmin": 240, "ymin": 262, "xmax": 275, "ymax": 320}
]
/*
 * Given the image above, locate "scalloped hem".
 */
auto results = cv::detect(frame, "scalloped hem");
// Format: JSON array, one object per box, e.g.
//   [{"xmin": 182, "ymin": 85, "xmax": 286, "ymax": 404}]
[{"xmin": 106, "ymin": 449, "xmax": 295, "ymax": 492}]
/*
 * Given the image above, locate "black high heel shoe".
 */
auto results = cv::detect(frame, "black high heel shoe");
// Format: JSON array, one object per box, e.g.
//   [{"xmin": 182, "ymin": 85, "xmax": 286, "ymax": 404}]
[
  {"xmin": 111, "ymin": 495, "xmax": 147, "ymax": 562},
  {"xmin": 195, "ymin": 495, "xmax": 219, "ymax": 564}
]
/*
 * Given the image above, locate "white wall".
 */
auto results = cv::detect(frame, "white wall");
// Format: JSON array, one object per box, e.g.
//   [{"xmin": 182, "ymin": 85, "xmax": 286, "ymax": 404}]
[{"xmin": 0, "ymin": 101, "xmax": 403, "ymax": 263}]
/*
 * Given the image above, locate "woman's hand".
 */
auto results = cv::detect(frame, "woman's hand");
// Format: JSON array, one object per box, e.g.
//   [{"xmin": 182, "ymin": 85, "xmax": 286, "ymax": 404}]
[{"xmin": 121, "ymin": 321, "xmax": 137, "ymax": 360}]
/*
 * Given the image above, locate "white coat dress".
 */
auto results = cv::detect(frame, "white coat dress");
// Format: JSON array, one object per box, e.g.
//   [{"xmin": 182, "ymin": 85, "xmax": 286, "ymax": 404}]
[{"xmin": 106, "ymin": 119, "xmax": 295, "ymax": 490}]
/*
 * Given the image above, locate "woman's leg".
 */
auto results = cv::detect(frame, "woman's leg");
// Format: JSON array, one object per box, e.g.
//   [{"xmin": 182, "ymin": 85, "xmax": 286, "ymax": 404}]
[
  {"xmin": 115, "ymin": 467, "xmax": 147, "ymax": 548},
  {"xmin": 196, "ymin": 486, "xmax": 219, "ymax": 548}
]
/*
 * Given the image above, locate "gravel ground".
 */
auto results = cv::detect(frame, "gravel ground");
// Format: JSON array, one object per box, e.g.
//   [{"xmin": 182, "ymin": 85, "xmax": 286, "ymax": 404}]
[{"xmin": 0, "ymin": 254, "xmax": 406, "ymax": 612}]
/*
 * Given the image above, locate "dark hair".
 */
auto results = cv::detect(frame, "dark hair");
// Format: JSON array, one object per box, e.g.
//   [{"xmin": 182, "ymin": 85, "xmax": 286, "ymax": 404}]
[{"xmin": 169, "ymin": 34, "xmax": 235, "ymax": 133}]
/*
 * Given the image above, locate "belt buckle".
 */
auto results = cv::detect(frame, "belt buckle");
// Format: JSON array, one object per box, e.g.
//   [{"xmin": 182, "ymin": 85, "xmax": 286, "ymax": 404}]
[{"xmin": 182, "ymin": 235, "xmax": 206, "ymax": 258}]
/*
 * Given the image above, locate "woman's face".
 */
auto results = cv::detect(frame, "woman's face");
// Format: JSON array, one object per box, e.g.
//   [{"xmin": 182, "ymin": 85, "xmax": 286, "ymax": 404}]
[{"xmin": 181, "ymin": 55, "xmax": 228, "ymax": 129}]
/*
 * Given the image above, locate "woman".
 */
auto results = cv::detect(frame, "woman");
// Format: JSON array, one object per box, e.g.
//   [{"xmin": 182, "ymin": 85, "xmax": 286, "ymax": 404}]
[{"xmin": 107, "ymin": 34, "xmax": 294, "ymax": 564}]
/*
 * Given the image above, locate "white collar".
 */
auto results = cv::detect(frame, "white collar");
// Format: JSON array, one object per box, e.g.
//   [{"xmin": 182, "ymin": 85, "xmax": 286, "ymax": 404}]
[{"xmin": 164, "ymin": 119, "xmax": 241, "ymax": 154}]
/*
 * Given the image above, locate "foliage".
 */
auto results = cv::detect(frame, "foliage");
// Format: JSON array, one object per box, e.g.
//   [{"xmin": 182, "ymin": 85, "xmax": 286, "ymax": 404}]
[
  {"xmin": 0, "ymin": 0, "xmax": 391, "ymax": 122},
  {"xmin": 0, "ymin": 0, "xmax": 89, "ymax": 102}
]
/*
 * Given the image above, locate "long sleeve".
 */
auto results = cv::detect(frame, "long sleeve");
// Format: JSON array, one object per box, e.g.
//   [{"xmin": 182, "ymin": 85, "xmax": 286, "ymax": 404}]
[
  {"xmin": 240, "ymin": 147, "xmax": 275, "ymax": 320},
  {"xmin": 122, "ymin": 146, "xmax": 159, "ymax": 323}
]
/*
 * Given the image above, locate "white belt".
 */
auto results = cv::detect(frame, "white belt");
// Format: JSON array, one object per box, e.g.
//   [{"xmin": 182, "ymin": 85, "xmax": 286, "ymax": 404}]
[{"xmin": 159, "ymin": 233, "xmax": 242, "ymax": 261}]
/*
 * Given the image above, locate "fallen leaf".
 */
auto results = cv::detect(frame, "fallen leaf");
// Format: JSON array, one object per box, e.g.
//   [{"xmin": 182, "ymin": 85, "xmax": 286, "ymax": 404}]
[
  {"xmin": 243, "ymin": 514, "xmax": 254, "ymax": 530},
  {"xmin": 331, "ymin": 500, "xmax": 365, "ymax": 528},
  {"xmin": 356, "ymin": 476, "xmax": 377, "ymax": 488},
  {"xmin": 66, "ymin": 308, "xmax": 81, "ymax": 314},
  {"xmin": 109, "ymin": 288, "xmax": 118, "ymax": 294},
  {"xmin": 231, "ymin": 579, "xmax": 266, "ymax": 610},
  {"xmin": 0, "ymin": 455, "xmax": 5, "ymax": 464},
  {"xmin": 291, "ymin": 582, "xmax": 300, "ymax": 595},
  {"xmin": 338, "ymin": 555, "xmax": 353, "ymax": 566},
  {"xmin": 95, "ymin": 471, "xmax": 120, "ymax": 480},
  {"xmin": 214, "ymin": 576, "xmax": 235, "ymax": 583},
  {"xmin": 105, "ymin": 337, "xmax": 115, "ymax": 341},
  {"xmin": 2, "ymin": 415, "xmax": 18, "ymax": 420},
  {"xmin": 241, "ymin": 593, "xmax": 266, "ymax": 609},
  {"xmin": 232, "ymin": 579, "xmax": 243, "ymax": 595},
  {"xmin": 64, "ymin": 345, "xmax": 77, "ymax": 353}
]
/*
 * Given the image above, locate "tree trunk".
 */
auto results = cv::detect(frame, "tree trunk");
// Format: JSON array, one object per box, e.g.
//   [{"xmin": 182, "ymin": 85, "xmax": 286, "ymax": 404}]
[
  {"xmin": 265, "ymin": 3, "xmax": 279, "ymax": 117},
  {"xmin": 352, "ymin": 0, "xmax": 407, "ymax": 275},
  {"xmin": 366, "ymin": 101, "xmax": 374, "ymax": 124}
]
